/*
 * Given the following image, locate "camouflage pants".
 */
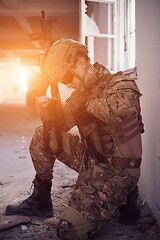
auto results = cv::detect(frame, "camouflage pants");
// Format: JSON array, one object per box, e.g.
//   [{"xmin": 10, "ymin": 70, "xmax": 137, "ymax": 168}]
[
  {"xmin": 29, "ymin": 126, "xmax": 140, "ymax": 239},
  {"xmin": 58, "ymin": 160, "xmax": 140, "ymax": 239},
  {"xmin": 29, "ymin": 126, "xmax": 86, "ymax": 180}
]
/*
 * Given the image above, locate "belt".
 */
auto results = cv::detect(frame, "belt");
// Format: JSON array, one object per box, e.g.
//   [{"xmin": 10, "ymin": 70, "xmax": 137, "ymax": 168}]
[{"xmin": 103, "ymin": 156, "xmax": 142, "ymax": 168}]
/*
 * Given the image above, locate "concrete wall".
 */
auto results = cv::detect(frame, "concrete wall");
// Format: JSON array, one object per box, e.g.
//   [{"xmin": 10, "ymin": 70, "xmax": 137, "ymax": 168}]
[{"xmin": 136, "ymin": 0, "xmax": 160, "ymax": 225}]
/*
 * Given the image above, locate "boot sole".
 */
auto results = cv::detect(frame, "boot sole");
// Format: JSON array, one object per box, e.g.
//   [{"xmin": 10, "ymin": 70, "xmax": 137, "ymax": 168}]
[{"xmin": 6, "ymin": 207, "xmax": 53, "ymax": 218}]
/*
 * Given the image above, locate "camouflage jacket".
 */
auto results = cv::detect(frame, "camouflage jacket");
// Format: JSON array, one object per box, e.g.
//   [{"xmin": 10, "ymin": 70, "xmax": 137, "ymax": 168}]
[{"xmin": 63, "ymin": 62, "xmax": 144, "ymax": 157}]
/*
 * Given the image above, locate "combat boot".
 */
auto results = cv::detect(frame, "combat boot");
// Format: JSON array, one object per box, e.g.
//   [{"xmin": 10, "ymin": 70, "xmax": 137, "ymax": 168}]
[
  {"xmin": 118, "ymin": 186, "xmax": 140, "ymax": 225},
  {"xmin": 5, "ymin": 175, "xmax": 53, "ymax": 218}
]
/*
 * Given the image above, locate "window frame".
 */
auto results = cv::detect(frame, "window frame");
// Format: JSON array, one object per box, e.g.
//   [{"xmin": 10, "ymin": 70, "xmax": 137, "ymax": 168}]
[{"xmin": 79, "ymin": 0, "xmax": 136, "ymax": 72}]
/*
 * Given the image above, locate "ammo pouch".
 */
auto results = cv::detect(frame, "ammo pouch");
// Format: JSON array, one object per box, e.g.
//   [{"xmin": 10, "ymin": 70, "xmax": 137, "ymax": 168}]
[{"xmin": 99, "ymin": 115, "xmax": 144, "ymax": 148}]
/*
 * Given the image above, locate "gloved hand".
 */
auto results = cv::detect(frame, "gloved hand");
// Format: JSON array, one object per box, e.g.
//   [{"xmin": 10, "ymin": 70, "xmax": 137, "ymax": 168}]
[{"xmin": 74, "ymin": 104, "xmax": 95, "ymax": 126}]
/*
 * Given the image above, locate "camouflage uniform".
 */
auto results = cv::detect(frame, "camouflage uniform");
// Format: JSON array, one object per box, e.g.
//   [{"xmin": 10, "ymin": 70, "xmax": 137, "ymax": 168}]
[{"xmin": 29, "ymin": 62, "xmax": 143, "ymax": 239}]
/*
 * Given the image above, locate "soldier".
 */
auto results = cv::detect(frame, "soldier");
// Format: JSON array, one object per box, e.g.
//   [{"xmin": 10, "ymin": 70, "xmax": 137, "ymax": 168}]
[{"xmin": 6, "ymin": 39, "xmax": 144, "ymax": 239}]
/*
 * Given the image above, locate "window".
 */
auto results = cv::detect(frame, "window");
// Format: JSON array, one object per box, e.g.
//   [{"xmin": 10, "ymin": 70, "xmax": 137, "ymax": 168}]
[{"xmin": 79, "ymin": 0, "xmax": 135, "ymax": 72}]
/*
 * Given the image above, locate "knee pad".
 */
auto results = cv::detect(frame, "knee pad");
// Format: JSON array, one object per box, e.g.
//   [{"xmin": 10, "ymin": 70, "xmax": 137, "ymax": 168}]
[{"xmin": 57, "ymin": 206, "xmax": 91, "ymax": 240}]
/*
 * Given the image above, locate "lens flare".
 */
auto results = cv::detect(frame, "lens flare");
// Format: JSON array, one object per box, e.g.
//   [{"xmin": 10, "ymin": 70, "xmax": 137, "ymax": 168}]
[{"xmin": 19, "ymin": 66, "xmax": 40, "ymax": 93}]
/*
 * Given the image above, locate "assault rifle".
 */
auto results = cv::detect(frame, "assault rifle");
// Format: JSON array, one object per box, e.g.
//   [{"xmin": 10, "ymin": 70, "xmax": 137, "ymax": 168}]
[
  {"xmin": 29, "ymin": 10, "xmax": 53, "ymax": 50},
  {"xmin": 21, "ymin": 11, "xmax": 64, "ymax": 155},
  {"xmin": 21, "ymin": 10, "xmax": 55, "ymax": 69}
]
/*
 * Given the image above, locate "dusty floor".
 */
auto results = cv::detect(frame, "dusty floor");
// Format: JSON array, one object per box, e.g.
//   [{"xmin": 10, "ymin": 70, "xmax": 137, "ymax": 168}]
[{"xmin": 0, "ymin": 104, "xmax": 160, "ymax": 240}]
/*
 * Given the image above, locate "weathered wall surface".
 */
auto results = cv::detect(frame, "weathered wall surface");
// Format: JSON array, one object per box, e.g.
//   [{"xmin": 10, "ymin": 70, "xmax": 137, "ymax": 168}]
[{"xmin": 136, "ymin": 0, "xmax": 160, "ymax": 226}]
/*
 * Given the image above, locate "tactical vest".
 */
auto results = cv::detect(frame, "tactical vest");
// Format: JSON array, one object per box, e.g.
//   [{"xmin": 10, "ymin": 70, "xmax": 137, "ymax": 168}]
[{"xmin": 71, "ymin": 65, "xmax": 144, "ymax": 156}]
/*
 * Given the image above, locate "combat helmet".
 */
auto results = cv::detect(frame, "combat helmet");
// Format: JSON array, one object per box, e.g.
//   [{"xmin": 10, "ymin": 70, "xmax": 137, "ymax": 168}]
[{"xmin": 45, "ymin": 39, "xmax": 88, "ymax": 84}]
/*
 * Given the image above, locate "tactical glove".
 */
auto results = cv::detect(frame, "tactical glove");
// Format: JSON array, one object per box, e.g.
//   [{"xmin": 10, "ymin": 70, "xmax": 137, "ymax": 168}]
[{"xmin": 74, "ymin": 104, "xmax": 95, "ymax": 126}]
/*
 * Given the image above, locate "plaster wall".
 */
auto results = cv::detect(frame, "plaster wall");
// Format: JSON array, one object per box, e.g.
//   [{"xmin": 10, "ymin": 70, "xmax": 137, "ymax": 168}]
[{"xmin": 136, "ymin": 0, "xmax": 160, "ymax": 225}]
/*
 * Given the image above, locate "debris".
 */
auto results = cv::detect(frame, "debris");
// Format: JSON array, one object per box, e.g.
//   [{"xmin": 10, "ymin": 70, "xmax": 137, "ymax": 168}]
[
  {"xmin": 0, "ymin": 215, "xmax": 30, "ymax": 231},
  {"xmin": 30, "ymin": 219, "xmax": 42, "ymax": 226},
  {"xmin": 18, "ymin": 156, "xmax": 26, "ymax": 159},
  {"xmin": 61, "ymin": 184, "xmax": 75, "ymax": 188},
  {"xmin": 44, "ymin": 217, "xmax": 59, "ymax": 227},
  {"xmin": 136, "ymin": 216, "xmax": 156, "ymax": 231},
  {"xmin": 21, "ymin": 225, "xmax": 28, "ymax": 231}
]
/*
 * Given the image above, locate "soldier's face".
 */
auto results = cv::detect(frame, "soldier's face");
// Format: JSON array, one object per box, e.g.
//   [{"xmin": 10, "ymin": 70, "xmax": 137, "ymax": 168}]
[{"xmin": 67, "ymin": 57, "xmax": 87, "ymax": 90}]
